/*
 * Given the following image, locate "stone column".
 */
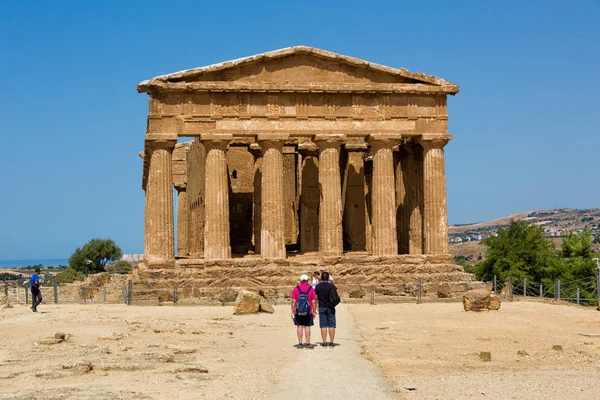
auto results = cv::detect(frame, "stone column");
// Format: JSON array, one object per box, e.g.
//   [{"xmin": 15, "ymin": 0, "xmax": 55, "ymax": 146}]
[
  {"xmin": 395, "ymin": 146, "xmax": 409, "ymax": 254},
  {"xmin": 314, "ymin": 134, "xmax": 344, "ymax": 258},
  {"xmin": 405, "ymin": 143, "xmax": 424, "ymax": 254},
  {"xmin": 202, "ymin": 134, "xmax": 232, "ymax": 260},
  {"xmin": 248, "ymin": 143, "xmax": 262, "ymax": 255},
  {"xmin": 421, "ymin": 137, "xmax": 450, "ymax": 254},
  {"xmin": 257, "ymin": 134, "xmax": 288, "ymax": 259},
  {"xmin": 343, "ymin": 144, "xmax": 368, "ymax": 251},
  {"xmin": 298, "ymin": 143, "xmax": 319, "ymax": 253},
  {"xmin": 175, "ymin": 185, "xmax": 189, "ymax": 257},
  {"xmin": 368, "ymin": 135, "xmax": 399, "ymax": 256},
  {"xmin": 144, "ymin": 137, "xmax": 177, "ymax": 263}
]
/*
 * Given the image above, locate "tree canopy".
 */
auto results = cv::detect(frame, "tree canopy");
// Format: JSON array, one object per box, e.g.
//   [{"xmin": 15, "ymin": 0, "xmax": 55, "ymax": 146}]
[
  {"xmin": 69, "ymin": 238, "xmax": 122, "ymax": 275},
  {"xmin": 473, "ymin": 220, "xmax": 554, "ymax": 282},
  {"xmin": 473, "ymin": 221, "xmax": 598, "ymax": 284}
]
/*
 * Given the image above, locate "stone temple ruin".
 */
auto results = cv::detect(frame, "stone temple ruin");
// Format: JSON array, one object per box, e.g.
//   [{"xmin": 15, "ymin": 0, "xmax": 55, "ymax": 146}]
[{"xmin": 135, "ymin": 46, "xmax": 479, "ymax": 301}]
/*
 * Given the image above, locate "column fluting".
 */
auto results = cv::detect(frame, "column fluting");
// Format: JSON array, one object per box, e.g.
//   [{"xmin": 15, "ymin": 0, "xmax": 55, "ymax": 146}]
[
  {"xmin": 202, "ymin": 135, "xmax": 232, "ymax": 260},
  {"xmin": 314, "ymin": 134, "xmax": 344, "ymax": 258},
  {"xmin": 422, "ymin": 138, "xmax": 450, "ymax": 254},
  {"xmin": 144, "ymin": 139, "xmax": 176, "ymax": 263},
  {"xmin": 257, "ymin": 136, "xmax": 287, "ymax": 259},
  {"xmin": 368, "ymin": 135, "xmax": 399, "ymax": 256}
]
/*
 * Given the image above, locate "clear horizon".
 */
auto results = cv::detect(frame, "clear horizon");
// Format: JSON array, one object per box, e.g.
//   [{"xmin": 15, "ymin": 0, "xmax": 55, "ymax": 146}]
[{"xmin": 1, "ymin": 0, "xmax": 598, "ymax": 259}]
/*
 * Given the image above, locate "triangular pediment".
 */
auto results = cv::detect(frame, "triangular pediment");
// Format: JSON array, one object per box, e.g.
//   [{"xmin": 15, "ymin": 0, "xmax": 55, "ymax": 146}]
[{"xmin": 140, "ymin": 46, "xmax": 457, "ymax": 91}]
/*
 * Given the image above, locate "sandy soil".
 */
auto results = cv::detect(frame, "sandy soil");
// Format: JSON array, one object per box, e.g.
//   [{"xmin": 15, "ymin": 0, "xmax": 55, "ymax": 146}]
[
  {"xmin": 350, "ymin": 300, "xmax": 600, "ymax": 400},
  {"xmin": 0, "ymin": 303, "xmax": 393, "ymax": 400},
  {"xmin": 2, "ymin": 300, "xmax": 600, "ymax": 399}
]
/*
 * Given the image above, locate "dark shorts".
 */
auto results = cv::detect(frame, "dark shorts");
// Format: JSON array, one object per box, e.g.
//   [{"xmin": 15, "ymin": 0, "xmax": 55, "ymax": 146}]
[
  {"xmin": 318, "ymin": 307, "xmax": 336, "ymax": 328},
  {"xmin": 294, "ymin": 313, "xmax": 314, "ymax": 326}
]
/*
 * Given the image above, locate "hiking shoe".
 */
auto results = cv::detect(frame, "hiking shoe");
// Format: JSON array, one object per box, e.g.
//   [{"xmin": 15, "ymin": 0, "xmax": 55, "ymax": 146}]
[
  {"xmin": 31, "ymin": 306, "xmax": 36, "ymax": 312},
  {"xmin": 320, "ymin": 342, "xmax": 327, "ymax": 347},
  {"xmin": 297, "ymin": 343, "xmax": 303, "ymax": 349},
  {"xmin": 328, "ymin": 342, "xmax": 334, "ymax": 347}
]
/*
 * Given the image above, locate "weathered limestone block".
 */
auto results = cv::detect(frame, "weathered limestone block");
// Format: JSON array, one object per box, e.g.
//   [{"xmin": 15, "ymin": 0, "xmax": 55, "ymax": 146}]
[
  {"xmin": 348, "ymin": 287, "xmax": 366, "ymax": 299},
  {"xmin": 463, "ymin": 289, "xmax": 501, "ymax": 311},
  {"xmin": 488, "ymin": 294, "xmax": 501, "ymax": 310},
  {"xmin": 259, "ymin": 299, "xmax": 275, "ymax": 313},
  {"xmin": 233, "ymin": 290, "xmax": 261, "ymax": 314},
  {"xmin": 219, "ymin": 288, "xmax": 238, "ymax": 303}
]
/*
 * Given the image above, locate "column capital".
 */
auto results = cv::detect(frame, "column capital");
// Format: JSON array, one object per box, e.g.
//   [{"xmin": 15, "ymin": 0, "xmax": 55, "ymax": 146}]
[
  {"xmin": 201, "ymin": 133, "xmax": 232, "ymax": 150},
  {"xmin": 248, "ymin": 143, "xmax": 262, "ymax": 158},
  {"xmin": 418, "ymin": 134, "xmax": 452, "ymax": 150},
  {"xmin": 174, "ymin": 183, "xmax": 187, "ymax": 191},
  {"xmin": 298, "ymin": 142, "xmax": 319, "ymax": 156},
  {"xmin": 367, "ymin": 134, "xmax": 401, "ymax": 150},
  {"xmin": 314, "ymin": 134, "xmax": 345, "ymax": 149},
  {"xmin": 146, "ymin": 139, "xmax": 177, "ymax": 151},
  {"xmin": 344, "ymin": 143, "xmax": 368, "ymax": 152}
]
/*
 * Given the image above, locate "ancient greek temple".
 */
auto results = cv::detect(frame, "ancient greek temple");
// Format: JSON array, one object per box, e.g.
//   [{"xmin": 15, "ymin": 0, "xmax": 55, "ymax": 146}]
[{"xmin": 136, "ymin": 47, "xmax": 477, "ymax": 295}]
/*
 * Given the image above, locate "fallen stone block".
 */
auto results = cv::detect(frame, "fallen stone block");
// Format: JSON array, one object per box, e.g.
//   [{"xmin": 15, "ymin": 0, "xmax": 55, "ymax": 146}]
[
  {"xmin": 175, "ymin": 366, "xmax": 208, "ymax": 374},
  {"xmin": 233, "ymin": 290, "xmax": 261, "ymax": 315},
  {"xmin": 348, "ymin": 287, "xmax": 366, "ymax": 299},
  {"xmin": 259, "ymin": 299, "xmax": 274, "ymax": 314},
  {"xmin": 463, "ymin": 289, "xmax": 501, "ymax": 311},
  {"xmin": 38, "ymin": 339, "xmax": 64, "ymax": 345},
  {"xmin": 478, "ymin": 351, "xmax": 492, "ymax": 362}
]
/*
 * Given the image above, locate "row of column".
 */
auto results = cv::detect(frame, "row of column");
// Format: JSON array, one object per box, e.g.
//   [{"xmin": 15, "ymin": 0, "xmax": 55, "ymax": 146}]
[{"xmin": 144, "ymin": 133, "xmax": 450, "ymax": 263}]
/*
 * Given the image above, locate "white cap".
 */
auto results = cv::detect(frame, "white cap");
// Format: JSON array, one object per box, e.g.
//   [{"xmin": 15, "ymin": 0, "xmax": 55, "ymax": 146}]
[{"xmin": 300, "ymin": 274, "xmax": 309, "ymax": 282}]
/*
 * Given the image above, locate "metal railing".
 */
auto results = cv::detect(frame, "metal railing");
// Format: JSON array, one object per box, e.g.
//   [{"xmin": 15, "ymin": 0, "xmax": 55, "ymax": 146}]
[
  {"xmin": 5, "ymin": 273, "xmax": 598, "ymax": 307},
  {"xmin": 489, "ymin": 274, "xmax": 600, "ymax": 306}
]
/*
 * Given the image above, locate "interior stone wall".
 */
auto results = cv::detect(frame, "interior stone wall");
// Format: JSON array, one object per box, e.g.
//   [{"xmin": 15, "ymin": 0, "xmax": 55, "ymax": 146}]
[
  {"xmin": 226, "ymin": 146, "xmax": 254, "ymax": 254},
  {"xmin": 299, "ymin": 156, "xmax": 319, "ymax": 252}
]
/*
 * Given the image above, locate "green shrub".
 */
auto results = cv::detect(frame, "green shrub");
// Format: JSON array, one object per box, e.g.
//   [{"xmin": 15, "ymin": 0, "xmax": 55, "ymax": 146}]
[
  {"xmin": 55, "ymin": 268, "xmax": 86, "ymax": 284},
  {"xmin": 105, "ymin": 260, "xmax": 132, "ymax": 274}
]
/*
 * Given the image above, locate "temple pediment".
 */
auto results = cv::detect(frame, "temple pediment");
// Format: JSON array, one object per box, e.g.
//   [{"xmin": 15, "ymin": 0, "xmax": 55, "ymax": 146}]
[{"xmin": 138, "ymin": 46, "xmax": 458, "ymax": 94}]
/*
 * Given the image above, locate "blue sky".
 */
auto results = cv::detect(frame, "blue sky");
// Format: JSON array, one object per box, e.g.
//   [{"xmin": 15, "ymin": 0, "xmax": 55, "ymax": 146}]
[{"xmin": 0, "ymin": 0, "xmax": 598, "ymax": 259}]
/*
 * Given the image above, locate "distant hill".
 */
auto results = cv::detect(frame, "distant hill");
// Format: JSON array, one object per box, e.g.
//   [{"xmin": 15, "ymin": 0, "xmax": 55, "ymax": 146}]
[{"xmin": 449, "ymin": 208, "xmax": 600, "ymax": 264}]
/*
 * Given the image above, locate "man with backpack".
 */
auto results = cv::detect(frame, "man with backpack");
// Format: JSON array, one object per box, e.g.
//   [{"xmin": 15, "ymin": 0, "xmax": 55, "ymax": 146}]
[
  {"xmin": 315, "ymin": 272, "xmax": 340, "ymax": 347},
  {"xmin": 291, "ymin": 274, "xmax": 317, "ymax": 348}
]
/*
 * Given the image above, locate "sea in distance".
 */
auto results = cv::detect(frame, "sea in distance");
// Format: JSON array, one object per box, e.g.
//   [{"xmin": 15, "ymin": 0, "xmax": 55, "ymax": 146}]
[{"xmin": 0, "ymin": 259, "xmax": 69, "ymax": 268}]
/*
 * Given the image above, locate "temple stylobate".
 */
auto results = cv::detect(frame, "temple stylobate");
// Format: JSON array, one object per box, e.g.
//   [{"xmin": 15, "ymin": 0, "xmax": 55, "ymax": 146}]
[{"xmin": 136, "ymin": 46, "xmax": 478, "ymax": 298}]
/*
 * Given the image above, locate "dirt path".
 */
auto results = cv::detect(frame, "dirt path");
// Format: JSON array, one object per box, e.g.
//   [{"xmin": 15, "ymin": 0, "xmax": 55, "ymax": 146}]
[{"xmin": 265, "ymin": 304, "xmax": 397, "ymax": 399}]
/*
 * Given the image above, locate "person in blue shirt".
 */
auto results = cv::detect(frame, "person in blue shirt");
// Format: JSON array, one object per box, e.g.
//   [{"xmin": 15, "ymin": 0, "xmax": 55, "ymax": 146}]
[{"xmin": 30, "ymin": 268, "xmax": 42, "ymax": 312}]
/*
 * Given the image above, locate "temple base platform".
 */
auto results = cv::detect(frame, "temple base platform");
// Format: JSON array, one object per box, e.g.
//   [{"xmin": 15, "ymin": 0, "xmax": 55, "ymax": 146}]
[{"xmin": 131, "ymin": 253, "xmax": 484, "ymax": 303}]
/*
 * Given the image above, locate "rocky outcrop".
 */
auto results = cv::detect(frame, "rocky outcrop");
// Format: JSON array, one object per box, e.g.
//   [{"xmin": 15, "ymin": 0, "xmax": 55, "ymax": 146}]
[{"xmin": 463, "ymin": 289, "xmax": 501, "ymax": 311}]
